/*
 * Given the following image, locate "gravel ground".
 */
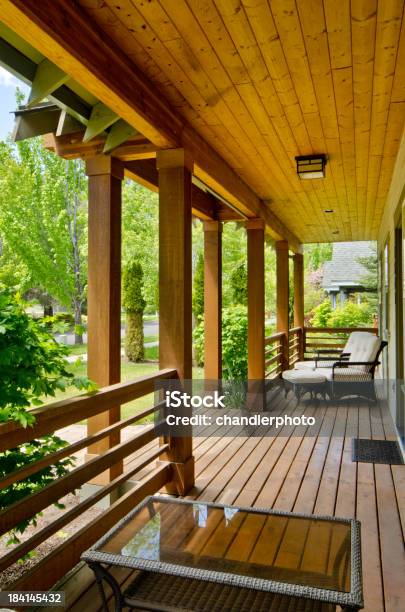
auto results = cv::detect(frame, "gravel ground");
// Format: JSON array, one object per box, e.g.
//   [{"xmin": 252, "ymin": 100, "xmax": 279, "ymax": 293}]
[
  {"xmin": 0, "ymin": 493, "xmax": 103, "ymax": 589},
  {"xmin": 1, "ymin": 424, "xmax": 146, "ymax": 589}
]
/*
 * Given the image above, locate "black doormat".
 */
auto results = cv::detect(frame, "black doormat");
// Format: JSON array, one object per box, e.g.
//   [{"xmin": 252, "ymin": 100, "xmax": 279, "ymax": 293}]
[{"xmin": 352, "ymin": 438, "xmax": 404, "ymax": 465}]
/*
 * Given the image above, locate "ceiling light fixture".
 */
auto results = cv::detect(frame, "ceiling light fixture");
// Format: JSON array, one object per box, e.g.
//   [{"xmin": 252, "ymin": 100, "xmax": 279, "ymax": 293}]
[
  {"xmin": 324, "ymin": 209, "xmax": 334, "ymax": 213},
  {"xmin": 295, "ymin": 154, "xmax": 327, "ymax": 179}
]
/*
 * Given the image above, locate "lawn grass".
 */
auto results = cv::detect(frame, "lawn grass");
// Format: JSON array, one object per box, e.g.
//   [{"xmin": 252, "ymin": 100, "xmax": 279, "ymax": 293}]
[
  {"xmin": 144, "ymin": 335, "xmax": 158, "ymax": 343},
  {"xmin": 44, "ymin": 358, "xmax": 203, "ymax": 424},
  {"xmin": 144, "ymin": 345, "xmax": 158, "ymax": 360}
]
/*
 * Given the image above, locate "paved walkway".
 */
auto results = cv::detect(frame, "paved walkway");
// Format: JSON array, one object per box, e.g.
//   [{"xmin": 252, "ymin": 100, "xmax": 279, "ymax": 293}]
[
  {"xmin": 57, "ymin": 318, "xmax": 159, "ymax": 346},
  {"xmin": 65, "ymin": 341, "xmax": 158, "ymax": 363}
]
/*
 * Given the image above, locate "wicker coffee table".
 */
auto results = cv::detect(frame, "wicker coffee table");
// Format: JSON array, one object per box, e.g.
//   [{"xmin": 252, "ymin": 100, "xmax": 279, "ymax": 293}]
[{"xmin": 82, "ymin": 496, "xmax": 363, "ymax": 612}]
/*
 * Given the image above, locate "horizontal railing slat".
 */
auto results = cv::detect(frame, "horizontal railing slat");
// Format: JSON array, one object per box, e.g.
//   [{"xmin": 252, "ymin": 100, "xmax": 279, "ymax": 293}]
[
  {"xmin": 0, "ymin": 402, "xmax": 164, "ymax": 490},
  {"xmin": 265, "ymin": 331, "xmax": 286, "ymax": 345},
  {"xmin": 303, "ymin": 326, "xmax": 376, "ymax": 334},
  {"xmin": 305, "ymin": 343, "xmax": 346, "ymax": 350},
  {"xmin": 0, "ymin": 369, "xmax": 177, "ymax": 452},
  {"xmin": 265, "ymin": 354, "xmax": 282, "ymax": 368},
  {"xmin": 0, "ymin": 425, "xmax": 159, "ymax": 536},
  {"xmin": 0, "ymin": 445, "xmax": 169, "ymax": 572},
  {"xmin": 9, "ymin": 464, "xmax": 172, "ymax": 592}
]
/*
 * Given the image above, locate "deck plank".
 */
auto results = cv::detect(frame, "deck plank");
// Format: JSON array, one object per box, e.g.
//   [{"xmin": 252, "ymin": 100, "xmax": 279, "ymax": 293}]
[{"xmin": 34, "ymin": 397, "xmax": 404, "ymax": 612}]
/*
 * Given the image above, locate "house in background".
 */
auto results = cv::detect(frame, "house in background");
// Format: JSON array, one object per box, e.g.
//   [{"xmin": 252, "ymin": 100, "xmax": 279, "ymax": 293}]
[{"xmin": 322, "ymin": 242, "xmax": 375, "ymax": 308}]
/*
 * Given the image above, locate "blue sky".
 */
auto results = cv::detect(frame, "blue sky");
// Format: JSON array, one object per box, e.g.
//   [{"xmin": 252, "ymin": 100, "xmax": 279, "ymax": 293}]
[{"xmin": 0, "ymin": 66, "xmax": 29, "ymax": 141}]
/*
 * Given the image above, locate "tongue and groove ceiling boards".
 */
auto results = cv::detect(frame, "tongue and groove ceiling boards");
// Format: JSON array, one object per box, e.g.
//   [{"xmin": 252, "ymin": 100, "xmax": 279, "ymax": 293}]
[
  {"xmin": 2, "ymin": 0, "xmax": 405, "ymax": 243},
  {"xmin": 71, "ymin": 0, "xmax": 405, "ymax": 242}
]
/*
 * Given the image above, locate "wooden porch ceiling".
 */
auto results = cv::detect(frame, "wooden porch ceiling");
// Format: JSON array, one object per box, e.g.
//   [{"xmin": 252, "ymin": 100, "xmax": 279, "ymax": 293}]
[
  {"xmin": 2, "ymin": 2, "xmax": 405, "ymax": 244},
  {"xmin": 73, "ymin": 0, "xmax": 405, "ymax": 244}
]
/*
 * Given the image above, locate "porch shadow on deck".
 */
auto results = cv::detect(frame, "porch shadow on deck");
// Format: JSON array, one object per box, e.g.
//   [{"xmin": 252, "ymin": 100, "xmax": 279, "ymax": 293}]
[{"xmin": 38, "ymin": 393, "xmax": 404, "ymax": 612}]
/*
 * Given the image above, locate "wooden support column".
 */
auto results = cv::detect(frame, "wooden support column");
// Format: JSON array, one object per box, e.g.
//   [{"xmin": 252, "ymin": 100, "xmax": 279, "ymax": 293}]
[
  {"xmin": 276, "ymin": 241, "xmax": 290, "ymax": 371},
  {"xmin": 293, "ymin": 252, "xmax": 305, "ymax": 360},
  {"xmin": 86, "ymin": 156, "xmax": 123, "ymax": 483},
  {"xmin": 157, "ymin": 148, "xmax": 194, "ymax": 494},
  {"xmin": 247, "ymin": 219, "xmax": 265, "ymax": 381},
  {"xmin": 204, "ymin": 221, "xmax": 222, "ymax": 380}
]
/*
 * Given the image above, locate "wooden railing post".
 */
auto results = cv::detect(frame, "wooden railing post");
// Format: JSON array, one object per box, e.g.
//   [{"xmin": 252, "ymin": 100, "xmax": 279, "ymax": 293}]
[
  {"xmin": 204, "ymin": 221, "xmax": 222, "ymax": 380},
  {"xmin": 86, "ymin": 156, "xmax": 123, "ymax": 483},
  {"xmin": 246, "ymin": 219, "xmax": 265, "ymax": 409},
  {"xmin": 157, "ymin": 148, "xmax": 194, "ymax": 494},
  {"xmin": 276, "ymin": 240, "xmax": 290, "ymax": 370},
  {"xmin": 246, "ymin": 219, "xmax": 265, "ymax": 380},
  {"xmin": 293, "ymin": 252, "xmax": 304, "ymax": 359}
]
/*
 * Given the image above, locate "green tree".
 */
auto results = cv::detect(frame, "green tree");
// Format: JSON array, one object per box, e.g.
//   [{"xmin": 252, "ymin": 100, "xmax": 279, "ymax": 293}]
[
  {"xmin": 122, "ymin": 181, "xmax": 158, "ymax": 314},
  {"xmin": 192, "ymin": 251, "xmax": 204, "ymax": 320},
  {"xmin": 0, "ymin": 139, "xmax": 87, "ymax": 342},
  {"xmin": 230, "ymin": 263, "xmax": 247, "ymax": 306},
  {"xmin": 357, "ymin": 245, "xmax": 378, "ymax": 314},
  {"xmin": 0, "ymin": 237, "xmax": 29, "ymax": 291},
  {"xmin": 222, "ymin": 222, "xmax": 247, "ymax": 307},
  {"xmin": 304, "ymin": 243, "xmax": 332, "ymax": 270},
  {"xmin": 0, "ymin": 289, "xmax": 95, "ymax": 544},
  {"xmin": 123, "ymin": 260, "xmax": 146, "ymax": 362}
]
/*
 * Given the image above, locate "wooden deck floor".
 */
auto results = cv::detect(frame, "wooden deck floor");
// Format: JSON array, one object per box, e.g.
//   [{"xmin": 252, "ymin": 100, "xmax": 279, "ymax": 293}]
[{"xmin": 42, "ymin": 392, "xmax": 405, "ymax": 612}]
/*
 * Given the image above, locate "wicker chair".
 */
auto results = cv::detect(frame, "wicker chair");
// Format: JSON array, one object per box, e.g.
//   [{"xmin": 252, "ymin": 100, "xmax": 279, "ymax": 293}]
[{"xmin": 289, "ymin": 332, "xmax": 387, "ymax": 402}]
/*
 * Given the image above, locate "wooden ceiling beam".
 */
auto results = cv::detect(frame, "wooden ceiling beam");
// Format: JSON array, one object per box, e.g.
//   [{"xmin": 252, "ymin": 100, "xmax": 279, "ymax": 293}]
[
  {"xmin": 0, "ymin": 35, "xmax": 91, "ymax": 124},
  {"xmin": 124, "ymin": 159, "xmax": 159, "ymax": 193},
  {"xmin": 103, "ymin": 120, "xmax": 137, "ymax": 154},
  {"xmin": 12, "ymin": 103, "xmax": 61, "ymax": 141},
  {"xmin": 27, "ymin": 58, "xmax": 69, "ymax": 107},
  {"xmin": 125, "ymin": 160, "xmax": 216, "ymax": 220},
  {"xmin": 0, "ymin": 0, "xmax": 179, "ymax": 147},
  {"xmin": 56, "ymin": 110, "xmax": 83, "ymax": 137},
  {"xmin": 0, "ymin": 0, "xmax": 301, "ymax": 252},
  {"xmin": 83, "ymin": 102, "xmax": 119, "ymax": 143},
  {"xmin": 43, "ymin": 131, "xmax": 158, "ymax": 161},
  {"xmin": 125, "ymin": 160, "xmax": 242, "ymax": 222}
]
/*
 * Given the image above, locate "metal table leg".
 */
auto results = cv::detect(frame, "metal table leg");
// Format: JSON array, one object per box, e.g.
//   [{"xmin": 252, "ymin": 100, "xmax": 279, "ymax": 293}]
[{"xmin": 89, "ymin": 562, "xmax": 124, "ymax": 612}]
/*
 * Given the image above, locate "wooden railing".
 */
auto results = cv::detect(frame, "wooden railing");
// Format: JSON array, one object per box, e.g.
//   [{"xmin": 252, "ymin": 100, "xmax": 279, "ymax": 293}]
[
  {"xmin": 264, "ymin": 331, "xmax": 287, "ymax": 379},
  {"xmin": 0, "ymin": 369, "xmax": 178, "ymax": 592},
  {"xmin": 303, "ymin": 326, "xmax": 377, "ymax": 359},
  {"xmin": 265, "ymin": 326, "xmax": 377, "ymax": 378},
  {"xmin": 288, "ymin": 326, "xmax": 303, "ymax": 367}
]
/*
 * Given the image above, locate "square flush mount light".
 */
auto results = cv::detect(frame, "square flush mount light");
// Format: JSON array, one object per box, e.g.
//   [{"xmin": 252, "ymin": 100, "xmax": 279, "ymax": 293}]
[{"xmin": 295, "ymin": 154, "xmax": 327, "ymax": 179}]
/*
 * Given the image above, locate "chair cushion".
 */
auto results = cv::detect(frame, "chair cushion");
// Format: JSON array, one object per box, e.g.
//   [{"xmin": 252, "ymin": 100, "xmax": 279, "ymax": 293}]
[
  {"xmin": 282, "ymin": 369, "xmax": 327, "ymax": 384},
  {"xmin": 347, "ymin": 332, "xmax": 381, "ymax": 371},
  {"xmin": 320, "ymin": 367, "xmax": 373, "ymax": 381},
  {"xmin": 294, "ymin": 360, "xmax": 316, "ymax": 370},
  {"xmin": 294, "ymin": 359, "xmax": 337, "ymax": 370}
]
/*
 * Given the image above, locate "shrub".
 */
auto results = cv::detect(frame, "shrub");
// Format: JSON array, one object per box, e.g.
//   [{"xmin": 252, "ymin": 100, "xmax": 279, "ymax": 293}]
[
  {"xmin": 222, "ymin": 306, "xmax": 248, "ymax": 379},
  {"xmin": 193, "ymin": 318, "xmax": 204, "ymax": 368},
  {"xmin": 0, "ymin": 290, "xmax": 91, "ymax": 425},
  {"xmin": 123, "ymin": 261, "xmax": 146, "ymax": 362},
  {"xmin": 230, "ymin": 263, "xmax": 247, "ymax": 306},
  {"xmin": 328, "ymin": 301, "xmax": 373, "ymax": 328},
  {"xmin": 310, "ymin": 299, "xmax": 333, "ymax": 327},
  {"xmin": 192, "ymin": 252, "xmax": 204, "ymax": 321},
  {"xmin": 309, "ymin": 297, "xmax": 374, "ymax": 328},
  {"xmin": 193, "ymin": 305, "xmax": 248, "ymax": 380},
  {"xmin": 0, "ymin": 289, "xmax": 95, "ymax": 546}
]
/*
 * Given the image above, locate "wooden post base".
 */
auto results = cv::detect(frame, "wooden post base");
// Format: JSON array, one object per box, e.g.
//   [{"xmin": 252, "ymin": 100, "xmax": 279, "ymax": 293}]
[{"xmin": 163, "ymin": 456, "xmax": 195, "ymax": 496}]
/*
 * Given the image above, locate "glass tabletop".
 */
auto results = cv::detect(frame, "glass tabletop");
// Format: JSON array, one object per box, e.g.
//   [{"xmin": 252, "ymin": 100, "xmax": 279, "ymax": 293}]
[{"xmin": 97, "ymin": 497, "xmax": 352, "ymax": 593}]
